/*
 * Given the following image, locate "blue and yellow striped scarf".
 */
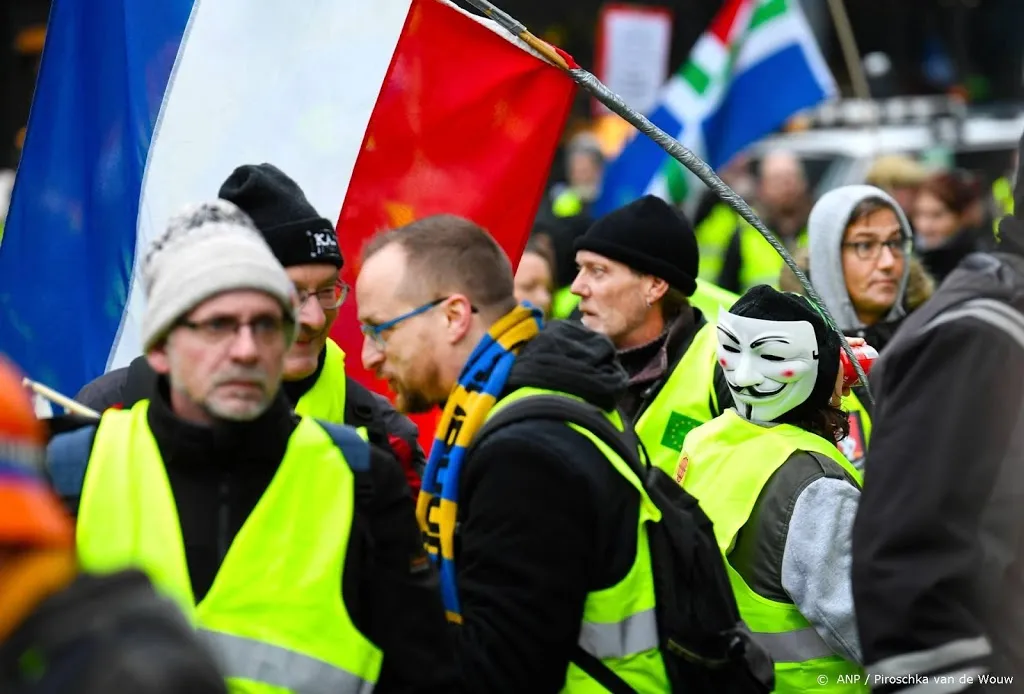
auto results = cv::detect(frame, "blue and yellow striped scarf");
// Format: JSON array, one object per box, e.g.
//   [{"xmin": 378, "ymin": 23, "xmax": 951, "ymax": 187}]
[{"xmin": 415, "ymin": 304, "xmax": 543, "ymax": 623}]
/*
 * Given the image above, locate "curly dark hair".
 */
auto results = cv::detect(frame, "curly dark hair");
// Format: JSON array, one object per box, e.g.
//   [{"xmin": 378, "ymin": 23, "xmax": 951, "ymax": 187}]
[{"xmin": 776, "ymin": 398, "xmax": 851, "ymax": 443}]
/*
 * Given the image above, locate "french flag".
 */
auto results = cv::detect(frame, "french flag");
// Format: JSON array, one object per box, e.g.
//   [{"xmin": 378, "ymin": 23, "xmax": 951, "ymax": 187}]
[{"xmin": 0, "ymin": 0, "xmax": 574, "ymax": 440}]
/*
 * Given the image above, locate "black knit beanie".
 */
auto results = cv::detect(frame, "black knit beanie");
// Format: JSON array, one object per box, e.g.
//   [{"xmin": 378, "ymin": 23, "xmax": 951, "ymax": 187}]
[
  {"xmin": 218, "ymin": 163, "xmax": 342, "ymax": 269},
  {"xmin": 574, "ymin": 195, "xmax": 698, "ymax": 296},
  {"xmin": 729, "ymin": 285, "xmax": 840, "ymax": 412}
]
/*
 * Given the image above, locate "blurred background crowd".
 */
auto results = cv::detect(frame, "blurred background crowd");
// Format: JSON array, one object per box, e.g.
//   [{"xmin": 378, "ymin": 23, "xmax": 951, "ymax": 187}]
[{"xmin": 3, "ymin": 0, "xmax": 1023, "ymax": 269}]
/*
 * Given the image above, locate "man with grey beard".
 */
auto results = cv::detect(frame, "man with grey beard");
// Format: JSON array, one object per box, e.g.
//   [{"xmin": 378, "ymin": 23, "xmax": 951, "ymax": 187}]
[{"xmin": 46, "ymin": 200, "xmax": 455, "ymax": 694}]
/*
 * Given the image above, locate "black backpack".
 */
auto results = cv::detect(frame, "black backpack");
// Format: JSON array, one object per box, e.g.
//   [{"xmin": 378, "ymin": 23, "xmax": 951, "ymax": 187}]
[{"xmin": 474, "ymin": 395, "xmax": 774, "ymax": 694}]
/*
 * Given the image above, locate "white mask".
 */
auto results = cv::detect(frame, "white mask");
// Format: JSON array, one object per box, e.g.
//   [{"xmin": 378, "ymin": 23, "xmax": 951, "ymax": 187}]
[{"xmin": 715, "ymin": 308, "xmax": 820, "ymax": 422}]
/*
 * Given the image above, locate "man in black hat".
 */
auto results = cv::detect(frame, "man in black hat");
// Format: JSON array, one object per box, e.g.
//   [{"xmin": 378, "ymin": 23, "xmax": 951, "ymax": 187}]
[
  {"xmin": 74, "ymin": 164, "xmax": 425, "ymax": 492},
  {"xmin": 852, "ymin": 132, "xmax": 1024, "ymax": 692},
  {"xmin": 570, "ymin": 194, "xmax": 733, "ymax": 476}
]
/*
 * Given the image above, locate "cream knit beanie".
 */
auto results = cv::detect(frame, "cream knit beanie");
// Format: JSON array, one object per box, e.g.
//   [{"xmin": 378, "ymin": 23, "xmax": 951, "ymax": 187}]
[{"xmin": 140, "ymin": 200, "xmax": 297, "ymax": 350}]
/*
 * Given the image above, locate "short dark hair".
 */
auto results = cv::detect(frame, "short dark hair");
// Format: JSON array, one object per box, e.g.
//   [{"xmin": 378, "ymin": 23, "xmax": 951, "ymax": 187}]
[
  {"xmin": 363, "ymin": 214, "xmax": 517, "ymax": 314},
  {"xmin": 918, "ymin": 170, "xmax": 982, "ymax": 216}
]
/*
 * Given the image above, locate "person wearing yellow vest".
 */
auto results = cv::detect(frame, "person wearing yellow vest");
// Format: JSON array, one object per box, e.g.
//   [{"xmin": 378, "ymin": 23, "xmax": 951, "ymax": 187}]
[
  {"xmin": 570, "ymin": 195, "xmax": 733, "ymax": 477},
  {"xmin": 694, "ymin": 154, "xmax": 758, "ymax": 284},
  {"xmin": 780, "ymin": 185, "xmax": 934, "ymax": 469},
  {"xmin": 48, "ymin": 201, "xmax": 456, "ymax": 694},
  {"xmin": 548, "ymin": 132, "xmax": 605, "ymax": 222},
  {"xmin": 695, "ymin": 202, "xmax": 744, "ymax": 284},
  {"xmin": 678, "ymin": 286, "xmax": 867, "ymax": 692},
  {"xmin": 356, "ymin": 214, "xmax": 669, "ymax": 692},
  {"xmin": 75, "ymin": 164, "xmax": 426, "ymax": 495},
  {"xmin": 717, "ymin": 151, "xmax": 812, "ymax": 294}
]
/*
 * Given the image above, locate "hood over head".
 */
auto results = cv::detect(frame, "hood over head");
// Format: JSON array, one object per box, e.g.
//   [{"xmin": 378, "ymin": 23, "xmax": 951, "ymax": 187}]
[
  {"xmin": 807, "ymin": 185, "xmax": 912, "ymax": 331},
  {"xmin": 505, "ymin": 320, "xmax": 627, "ymax": 411}
]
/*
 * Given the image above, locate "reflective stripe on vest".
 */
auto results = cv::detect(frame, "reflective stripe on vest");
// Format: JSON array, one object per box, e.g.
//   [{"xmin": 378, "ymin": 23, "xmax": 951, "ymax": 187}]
[
  {"xmin": 200, "ymin": 629, "xmax": 374, "ymax": 694},
  {"xmin": 681, "ymin": 411, "xmax": 866, "ymax": 691},
  {"xmin": 296, "ymin": 338, "xmax": 347, "ymax": 423},
  {"xmin": 77, "ymin": 403, "xmax": 383, "ymax": 694},
  {"xmin": 635, "ymin": 322, "xmax": 722, "ymax": 476},
  {"xmin": 579, "ymin": 608, "xmax": 659, "ymax": 659},
  {"xmin": 484, "ymin": 387, "xmax": 670, "ymax": 693},
  {"xmin": 743, "ymin": 624, "xmax": 836, "ymax": 664}
]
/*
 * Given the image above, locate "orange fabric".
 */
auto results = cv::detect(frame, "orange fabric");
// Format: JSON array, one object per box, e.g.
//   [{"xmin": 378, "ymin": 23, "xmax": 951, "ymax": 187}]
[
  {"xmin": 0, "ymin": 485, "xmax": 75, "ymax": 548},
  {"xmin": 0, "ymin": 356, "xmax": 76, "ymax": 548},
  {"xmin": 0, "ymin": 549, "xmax": 78, "ymax": 641}
]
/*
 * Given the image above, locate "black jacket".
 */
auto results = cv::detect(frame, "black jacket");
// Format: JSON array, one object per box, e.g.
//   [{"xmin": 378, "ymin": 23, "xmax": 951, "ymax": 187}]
[
  {"xmin": 72, "ymin": 353, "xmax": 426, "ymax": 489},
  {"xmin": 852, "ymin": 219, "xmax": 1024, "ymax": 693},
  {"xmin": 452, "ymin": 320, "xmax": 638, "ymax": 692},
  {"xmin": 1, "ymin": 570, "xmax": 228, "ymax": 694},
  {"xmin": 51, "ymin": 382, "xmax": 455, "ymax": 694},
  {"xmin": 918, "ymin": 227, "xmax": 980, "ymax": 286}
]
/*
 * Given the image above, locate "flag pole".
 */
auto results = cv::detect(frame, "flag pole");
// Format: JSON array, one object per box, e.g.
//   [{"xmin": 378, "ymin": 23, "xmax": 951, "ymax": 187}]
[
  {"xmin": 824, "ymin": 0, "xmax": 871, "ymax": 100},
  {"xmin": 458, "ymin": 0, "xmax": 873, "ymax": 401}
]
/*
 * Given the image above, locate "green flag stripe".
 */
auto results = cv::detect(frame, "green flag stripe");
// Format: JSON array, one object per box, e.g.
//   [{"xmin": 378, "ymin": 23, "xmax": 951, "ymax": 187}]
[
  {"xmin": 749, "ymin": 0, "xmax": 788, "ymax": 31},
  {"xmin": 681, "ymin": 61, "xmax": 711, "ymax": 95},
  {"xmin": 663, "ymin": 160, "xmax": 689, "ymax": 204}
]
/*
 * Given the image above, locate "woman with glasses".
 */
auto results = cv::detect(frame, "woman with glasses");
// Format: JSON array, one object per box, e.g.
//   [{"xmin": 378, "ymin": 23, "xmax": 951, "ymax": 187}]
[
  {"xmin": 780, "ymin": 185, "xmax": 935, "ymax": 468},
  {"xmin": 783, "ymin": 185, "xmax": 935, "ymax": 354}
]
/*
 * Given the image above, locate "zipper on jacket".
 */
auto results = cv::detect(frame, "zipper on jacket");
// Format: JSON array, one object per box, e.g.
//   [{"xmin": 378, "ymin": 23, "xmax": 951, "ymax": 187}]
[{"xmin": 217, "ymin": 476, "xmax": 230, "ymax": 565}]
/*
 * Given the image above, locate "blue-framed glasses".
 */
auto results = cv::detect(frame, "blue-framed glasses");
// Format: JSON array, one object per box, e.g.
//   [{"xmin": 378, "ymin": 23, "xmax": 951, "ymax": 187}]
[
  {"xmin": 360, "ymin": 298, "xmax": 445, "ymax": 350},
  {"xmin": 360, "ymin": 296, "xmax": 478, "ymax": 350}
]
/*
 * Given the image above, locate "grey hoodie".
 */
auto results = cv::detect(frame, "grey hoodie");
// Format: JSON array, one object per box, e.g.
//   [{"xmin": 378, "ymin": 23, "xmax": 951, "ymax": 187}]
[{"xmin": 807, "ymin": 185, "xmax": 912, "ymax": 332}]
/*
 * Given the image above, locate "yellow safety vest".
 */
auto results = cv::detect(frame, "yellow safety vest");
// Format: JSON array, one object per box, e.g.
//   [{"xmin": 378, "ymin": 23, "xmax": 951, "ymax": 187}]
[
  {"xmin": 993, "ymin": 176, "xmax": 1014, "ymax": 236},
  {"xmin": 635, "ymin": 323, "xmax": 722, "ymax": 477},
  {"xmin": 295, "ymin": 338, "xmax": 347, "ymax": 423},
  {"xmin": 838, "ymin": 391, "xmax": 872, "ymax": 469},
  {"xmin": 551, "ymin": 286, "xmax": 582, "ymax": 320},
  {"xmin": 552, "ymin": 189, "xmax": 584, "ymax": 218},
  {"xmin": 485, "ymin": 387, "xmax": 670, "ymax": 693},
  {"xmin": 690, "ymin": 279, "xmax": 738, "ymax": 322},
  {"xmin": 680, "ymin": 411, "xmax": 867, "ymax": 692},
  {"xmin": 76, "ymin": 402, "xmax": 383, "ymax": 694},
  {"xmin": 696, "ymin": 203, "xmax": 742, "ymax": 283},
  {"xmin": 735, "ymin": 224, "xmax": 808, "ymax": 294}
]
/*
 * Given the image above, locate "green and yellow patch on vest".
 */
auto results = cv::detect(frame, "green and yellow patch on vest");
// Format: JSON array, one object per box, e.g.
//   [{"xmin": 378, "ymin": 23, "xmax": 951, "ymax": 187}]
[{"xmin": 661, "ymin": 411, "xmax": 702, "ymax": 451}]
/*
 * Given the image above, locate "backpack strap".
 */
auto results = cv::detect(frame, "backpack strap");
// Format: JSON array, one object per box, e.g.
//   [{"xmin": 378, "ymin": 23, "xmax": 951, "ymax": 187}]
[
  {"xmin": 315, "ymin": 420, "xmax": 371, "ymax": 473},
  {"xmin": 570, "ymin": 644, "xmax": 638, "ymax": 694},
  {"xmin": 46, "ymin": 425, "xmax": 99, "ymax": 500},
  {"xmin": 471, "ymin": 394, "xmax": 649, "ymax": 482},
  {"xmin": 470, "ymin": 394, "xmax": 648, "ymax": 694}
]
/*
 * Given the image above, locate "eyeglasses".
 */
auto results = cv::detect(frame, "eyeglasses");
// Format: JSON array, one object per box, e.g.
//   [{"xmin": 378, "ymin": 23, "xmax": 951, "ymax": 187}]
[
  {"xmin": 361, "ymin": 296, "xmax": 478, "ymax": 350},
  {"xmin": 296, "ymin": 280, "xmax": 349, "ymax": 311},
  {"xmin": 178, "ymin": 315, "xmax": 290, "ymax": 345},
  {"xmin": 841, "ymin": 238, "xmax": 911, "ymax": 261}
]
